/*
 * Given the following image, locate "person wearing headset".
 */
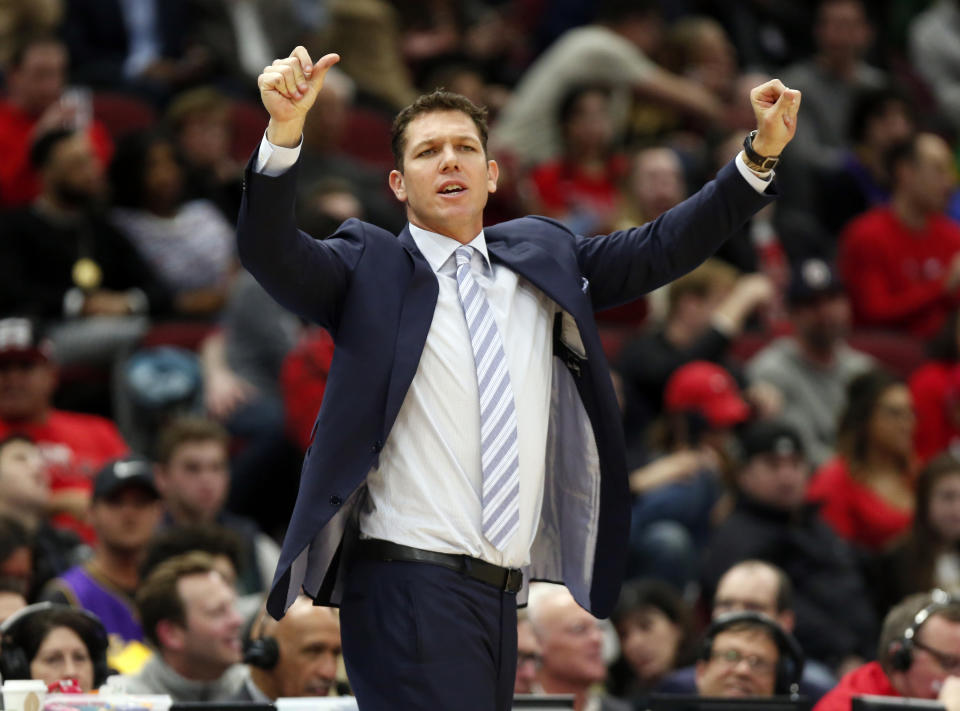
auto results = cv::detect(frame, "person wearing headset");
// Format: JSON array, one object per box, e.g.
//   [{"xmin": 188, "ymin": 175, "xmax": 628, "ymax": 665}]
[
  {"xmin": 0, "ymin": 602, "xmax": 110, "ymax": 692},
  {"xmin": 814, "ymin": 589, "xmax": 960, "ymax": 711},
  {"xmin": 235, "ymin": 595, "xmax": 342, "ymax": 701},
  {"xmin": 694, "ymin": 611, "xmax": 805, "ymax": 699}
]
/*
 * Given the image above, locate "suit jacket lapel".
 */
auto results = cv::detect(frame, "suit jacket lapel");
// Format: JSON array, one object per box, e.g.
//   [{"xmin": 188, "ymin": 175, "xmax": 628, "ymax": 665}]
[
  {"xmin": 382, "ymin": 227, "xmax": 439, "ymax": 439},
  {"xmin": 486, "ymin": 237, "xmax": 582, "ymax": 318}
]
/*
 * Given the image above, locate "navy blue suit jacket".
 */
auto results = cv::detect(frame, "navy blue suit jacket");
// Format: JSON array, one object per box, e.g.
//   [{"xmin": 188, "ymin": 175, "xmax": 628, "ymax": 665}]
[{"xmin": 236, "ymin": 156, "xmax": 775, "ymax": 620}]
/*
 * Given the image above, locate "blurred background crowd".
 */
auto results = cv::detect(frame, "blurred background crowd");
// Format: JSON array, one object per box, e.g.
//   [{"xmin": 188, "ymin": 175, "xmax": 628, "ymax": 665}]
[{"xmin": 4, "ymin": 0, "xmax": 960, "ymax": 708}]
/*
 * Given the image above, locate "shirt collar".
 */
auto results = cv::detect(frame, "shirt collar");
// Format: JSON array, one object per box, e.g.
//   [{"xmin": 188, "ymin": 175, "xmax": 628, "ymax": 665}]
[{"xmin": 407, "ymin": 222, "xmax": 491, "ymax": 275}]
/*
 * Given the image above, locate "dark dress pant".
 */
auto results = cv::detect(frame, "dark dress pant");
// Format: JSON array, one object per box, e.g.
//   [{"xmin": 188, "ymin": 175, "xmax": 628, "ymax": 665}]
[{"xmin": 340, "ymin": 557, "xmax": 518, "ymax": 710}]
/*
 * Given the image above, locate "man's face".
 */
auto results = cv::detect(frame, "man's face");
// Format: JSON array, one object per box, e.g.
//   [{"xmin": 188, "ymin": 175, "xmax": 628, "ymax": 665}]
[
  {"xmin": 562, "ymin": 90, "xmax": 613, "ymax": 156},
  {"xmin": 616, "ymin": 607, "xmax": 682, "ymax": 684},
  {"xmin": 928, "ymin": 473, "xmax": 960, "ymax": 544},
  {"xmin": 0, "ymin": 360, "xmax": 56, "ymax": 421},
  {"xmin": 895, "ymin": 615, "xmax": 960, "ymax": 699},
  {"xmin": 44, "ymin": 134, "xmax": 106, "ymax": 207},
  {"xmin": 156, "ymin": 440, "xmax": 229, "ymax": 524},
  {"xmin": 0, "ymin": 439, "xmax": 49, "ymax": 515},
  {"xmin": 791, "ymin": 293, "xmax": 851, "ymax": 353},
  {"xmin": 89, "ymin": 486, "xmax": 162, "ymax": 554},
  {"xmin": 538, "ymin": 596, "xmax": 607, "ymax": 688},
  {"xmin": 271, "ymin": 602, "xmax": 342, "ymax": 697},
  {"xmin": 630, "ymin": 148, "xmax": 685, "ymax": 221},
  {"xmin": 175, "ymin": 571, "xmax": 243, "ymax": 675},
  {"xmin": 713, "ymin": 567, "xmax": 793, "ymax": 631},
  {"xmin": 516, "ymin": 619, "xmax": 543, "ymax": 694},
  {"xmin": 864, "ymin": 101, "xmax": 913, "ymax": 153},
  {"xmin": 388, "ymin": 110, "xmax": 498, "ymax": 242},
  {"xmin": 9, "ymin": 42, "xmax": 66, "ymax": 115},
  {"xmin": 737, "ymin": 450, "xmax": 809, "ymax": 512},
  {"xmin": 696, "ymin": 628, "xmax": 779, "ymax": 698},
  {"xmin": 815, "ymin": 0, "xmax": 871, "ymax": 61},
  {"xmin": 903, "ymin": 134, "xmax": 957, "ymax": 215}
]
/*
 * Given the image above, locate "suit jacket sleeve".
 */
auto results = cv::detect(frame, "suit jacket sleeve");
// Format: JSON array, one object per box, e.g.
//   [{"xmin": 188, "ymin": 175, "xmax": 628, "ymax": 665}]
[
  {"xmin": 236, "ymin": 157, "xmax": 364, "ymax": 332},
  {"xmin": 575, "ymin": 158, "xmax": 775, "ymax": 311}
]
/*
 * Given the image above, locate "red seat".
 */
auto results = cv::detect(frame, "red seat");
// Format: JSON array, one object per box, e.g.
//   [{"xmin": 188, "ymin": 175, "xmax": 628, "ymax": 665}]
[
  {"xmin": 229, "ymin": 100, "xmax": 269, "ymax": 163},
  {"xmin": 338, "ymin": 106, "xmax": 394, "ymax": 171},
  {"xmin": 92, "ymin": 91, "xmax": 157, "ymax": 140}
]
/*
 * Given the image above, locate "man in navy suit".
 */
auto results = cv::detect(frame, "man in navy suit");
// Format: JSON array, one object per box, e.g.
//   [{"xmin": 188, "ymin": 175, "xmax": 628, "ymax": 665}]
[{"xmin": 239, "ymin": 47, "xmax": 801, "ymax": 710}]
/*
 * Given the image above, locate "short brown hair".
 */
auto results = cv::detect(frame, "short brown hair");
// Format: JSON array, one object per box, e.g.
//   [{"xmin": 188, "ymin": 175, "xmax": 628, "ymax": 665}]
[
  {"xmin": 878, "ymin": 591, "xmax": 960, "ymax": 674},
  {"xmin": 390, "ymin": 90, "xmax": 489, "ymax": 171},
  {"xmin": 137, "ymin": 551, "xmax": 220, "ymax": 648},
  {"xmin": 155, "ymin": 416, "xmax": 229, "ymax": 466},
  {"xmin": 666, "ymin": 259, "xmax": 739, "ymax": 319}
]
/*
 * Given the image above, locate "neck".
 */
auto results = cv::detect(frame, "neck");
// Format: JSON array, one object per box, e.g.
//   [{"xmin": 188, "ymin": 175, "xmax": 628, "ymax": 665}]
[
  {"xmin": 248, "ymin": 668, "xmax": 278, "ymax": 700},
  {"xmin": 892, "ymin": 193, "xmax": 929, "ymax": 230},
  {"xmin": 859, "ymin": 450, "xmax": 908, "ymax": 479},
  {"xmin": 539, "ymin": 675, "xmax": 590, "ymax": 711},
  {"xmin": 408, "ymin": 214, "xmax": 480, "ymax": 245},
  {"xmin": 161, "ymin": 650, "xmax": 230, "ymax": 683},
  {"xmin": 818, "ymin": 52, "xmax": 857, "ymax": 80},
  {"xmin": 92, "ymin": 545, "xmax": 142, "ymax": 590},
  {"xmin": 796, "ymin": 337, "xmax": 837, "ymax": 367},
  {"xmin": 35, "ymin": 193, "xmax": 83, "ymax": 220}
]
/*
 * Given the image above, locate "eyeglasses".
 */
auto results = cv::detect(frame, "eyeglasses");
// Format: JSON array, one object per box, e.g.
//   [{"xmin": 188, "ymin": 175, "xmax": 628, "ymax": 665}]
[
  {"xmin": 914, "ymin": 640, "xmax": 960, "ymax": 674},
  {"xmin": 517, "ymin": 651, "xmax": 543, "ymax": 668},
  {"xmin": 710, "ymin": 648, "xmax": 776, "ymax": 675}
]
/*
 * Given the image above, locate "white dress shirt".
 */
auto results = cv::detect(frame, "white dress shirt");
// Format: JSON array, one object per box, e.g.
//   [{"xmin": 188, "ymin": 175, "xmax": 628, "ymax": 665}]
[{"xmin": 254, "ymin": 134, "xmax": 772, "ymax": 569}]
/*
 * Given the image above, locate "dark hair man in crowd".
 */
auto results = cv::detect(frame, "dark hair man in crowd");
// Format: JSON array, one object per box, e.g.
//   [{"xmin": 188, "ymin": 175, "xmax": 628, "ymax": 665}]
[
  {"xmin": 235, "ymin": 596, "xmax": 342, "ymax": 701},
  {"xmin": 702, "ymin": 419, "xmax": 877, "ymax": 671},
  {"xmin": 41, "ymin": 456, "xmax": 162, "ymax": 645},
  {"xmin": 115, "ymin": 551, "xmax": 248, "ymax": 701},
  {"xmin": 240, "ymin": 44, "xmax": 799, "ymax": 710},
  {"xmin": 814, "ymin": 590, "xmax": 960, "ymax": 711}
]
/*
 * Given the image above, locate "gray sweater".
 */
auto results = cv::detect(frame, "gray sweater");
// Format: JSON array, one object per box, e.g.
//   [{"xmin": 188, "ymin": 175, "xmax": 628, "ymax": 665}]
[{"xmin": 113, "ymin": 655, "xmax": 249, "ymax": 703}]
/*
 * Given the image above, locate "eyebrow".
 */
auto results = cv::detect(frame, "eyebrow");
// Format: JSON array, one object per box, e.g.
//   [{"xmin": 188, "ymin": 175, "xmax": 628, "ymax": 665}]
[{"xmin": 409, "ymin": 134, "xmax": 482, "ymax": 153}]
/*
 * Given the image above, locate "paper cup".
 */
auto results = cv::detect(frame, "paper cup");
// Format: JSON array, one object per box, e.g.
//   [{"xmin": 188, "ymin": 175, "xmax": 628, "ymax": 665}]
[{"xmin": 2, "ymin": 679, "xmax": 46, "ymax": 711}]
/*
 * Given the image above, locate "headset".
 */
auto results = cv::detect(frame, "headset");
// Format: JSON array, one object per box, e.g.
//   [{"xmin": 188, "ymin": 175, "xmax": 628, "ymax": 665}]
[
  {"xmin": 0, "ymin": 602, "xmax": 110, "ymax": 688},
  {"xmin": 242, "ymin": 607, "xmax": 279, "ymax": 670},
  {"xmin": 889, "ymin": 589, "xmax": 960, "ymax": 672},
  {"xmin": 700, "ymin": 611, "xmax": 806, "ymax": 697}
]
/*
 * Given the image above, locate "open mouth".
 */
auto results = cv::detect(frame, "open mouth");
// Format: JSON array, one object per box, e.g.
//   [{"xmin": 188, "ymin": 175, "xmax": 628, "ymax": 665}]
[{"xmin": 438, "ymin": 182, "xmax": 467, "ymax": 195}]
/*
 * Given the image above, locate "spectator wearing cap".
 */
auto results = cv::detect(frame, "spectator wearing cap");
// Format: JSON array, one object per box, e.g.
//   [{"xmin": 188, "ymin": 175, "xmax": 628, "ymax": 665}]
[
  {"xmin": 747, "ymin": 258, "xmax": 874, "ymax": 467},
  {"xmin": 839, "ymin": 132, "xmax": 960, "ymax": 339},
  {"xmin": 618, "ymin": 259, "xmax": 777, "ymax": 464},
  {"xmin": 41, "ymin": 456, "xmax": 162, "ymax": 645},
  {"xmin": 0, "ymin": 317, "xmax": 129, "ymax": 543},
  {"xmin": 702, "ymin": 419, "xmax": 877, "ymax": 670},
  {"xmin": 626, "ymin": 361, "xmax": 751, "ymax": 588}
]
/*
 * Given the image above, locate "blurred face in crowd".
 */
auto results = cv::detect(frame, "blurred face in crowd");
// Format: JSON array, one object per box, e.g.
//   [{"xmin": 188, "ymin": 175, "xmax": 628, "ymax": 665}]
[
  {"xmin": 696, "ymin": 628, "xmax": 779, "ymax": 698},
  {"xmin": 898, "ymin": 134, "xmax": 957, "ymax": 215},
  {"xmin": 713, "ymin": 565, "xmax": 794, "ymax": 632},
  {"xmin": 536, "ymin": 592, "xmax": 607, "ymax": 690},
  {"xmin": 616, "ymin": 606, "xmax": 682, "ymax": 685},
  {"xmin": 891, "ymin": 614, "xmax": 960, "ymax": 699},
  {"xmin": 90, "ymin": 485, "xmax": 162, "ymax": 555},
  {"xmin": 9, "ymin": 41, "xmax": 67, "ymax": 116},
  {"xmin": 0, "ymin": 590, "xmax": 27, "ymax": 624},
  {"xmin": 169, "ymin": 571, "xmax": 243, "ymax": 678},
  {"xmin": 815, "ymin": 0, "xmax": 872, "ymax": 64},
  {"xmin": 0, "ymin": 439, "xmax": 50, "ymax": 518},
  {"xmin": 156, "ymin": 440, "xmax": 229, "ymax": 525},
  {"xmin": 43, "ymin": 134, "xmax": 106, "ymax": 208},
  {"xmin": 790, "ymin": 292, "xmax": 851, "ymax": 354},
  {"xmin": 863, "ymin": 100, "xmax": 913, "ymax": 153},
  {"xmin": 868, "ymin": 384, "xmax": 916, "ymax": 462},
  {"xmin": 30, "ymin": 626, "xmax": 94, "ymax": 692},
  {"xmin": 562, "ymin": 89, "xmax": 614, "ymax": 159},
  {"xmin": 629, "ymin": 147, "xmax": 685, "ymax": 221},
  {"xmin": 389, "ymin": 110, "xmax": 498, "ymax": 244},
  {"xmin": 516, "ymin": 618, "xmax": 543, "ymax": 694},
  {"xmin": 266, "ymin": 599, "xmax": 342, "ymax": 698},
  {"xmin": 928, "ymin": 472, "xmax": 960, "ymax": 544},
  {"xmin": 177, "ymin": 109, "xmax": 232, "ymax": 170},
  {"xmin": 143, "ymin": 141, "xmax": 184, "ymax": 214},
  {"xmin": 0, "ymin": 359, "xmax": 56, "ymax": 422},
  {"xmin": 0, "ymin": 547, "xmax": 33, "ymax": 593},
  {"xmin": 737, "ymin": 448, "xmax": 809, "ymax": 512}
]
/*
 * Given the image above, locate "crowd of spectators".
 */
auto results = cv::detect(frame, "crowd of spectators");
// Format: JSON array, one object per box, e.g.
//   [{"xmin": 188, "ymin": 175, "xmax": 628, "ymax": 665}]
[{"xmin": 6, "ymin": 0, "xmax": 960, "ymax": 709}]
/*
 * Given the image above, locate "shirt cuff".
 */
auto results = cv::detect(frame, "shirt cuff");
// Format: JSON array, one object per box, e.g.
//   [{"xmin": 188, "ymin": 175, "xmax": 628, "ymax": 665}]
[
  {"xmin": 735, "ymin": 152, "xmax": 774, "ymax": 193},
  {"xmin": 254, "ymin": 133, "xmax": 303, "ymax": 176}
]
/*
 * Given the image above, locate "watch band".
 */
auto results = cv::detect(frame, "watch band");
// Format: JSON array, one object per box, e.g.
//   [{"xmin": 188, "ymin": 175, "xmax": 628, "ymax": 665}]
[{"xmin": 742, "ymin": 130, "xmax": 780, "ymax": 172}]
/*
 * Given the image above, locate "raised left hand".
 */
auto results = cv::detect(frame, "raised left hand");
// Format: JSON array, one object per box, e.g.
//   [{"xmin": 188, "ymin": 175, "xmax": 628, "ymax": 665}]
[{"xmin": 749, "ymin": 79, "xmax": 801, "ymax": 157}]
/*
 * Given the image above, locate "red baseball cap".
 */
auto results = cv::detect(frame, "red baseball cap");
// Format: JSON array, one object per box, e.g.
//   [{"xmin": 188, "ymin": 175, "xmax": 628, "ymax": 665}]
[{"xmin": 664, "ymin": 361, "xmax": 750, "ymax": 428}]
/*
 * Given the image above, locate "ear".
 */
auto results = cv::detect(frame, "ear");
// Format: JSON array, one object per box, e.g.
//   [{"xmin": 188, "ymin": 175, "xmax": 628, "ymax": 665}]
[
  {"xmin": 777, "ymin": 610, "xmax": 796, "ymax": 633},
  {"xmin": 487, "ymin": 159, "xmax": 499, "ymax": 195},
  {"xmin": 156, "ymin": 619, "xmax": 185, "ymax": 653},
  {"xmin": 389, "ymin": 169, "xmax": 407, "ymax": 203}
]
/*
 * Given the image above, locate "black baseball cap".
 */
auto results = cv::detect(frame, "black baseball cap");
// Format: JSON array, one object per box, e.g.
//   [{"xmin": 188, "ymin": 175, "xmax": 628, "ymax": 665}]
[
  {"xmin": 739, "ymin": 420, "xmax": 804, "ymax": 460},
  {"xmin": 92, "ymin": 456, "xmax": 159, "ymax": 501},
  {"xmin": 787, "ymin": 258, "xmax": 844, "ymax": 305}
]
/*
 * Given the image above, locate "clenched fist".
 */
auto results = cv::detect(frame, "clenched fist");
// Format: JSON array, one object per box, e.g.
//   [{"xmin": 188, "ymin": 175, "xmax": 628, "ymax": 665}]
[
  {"xmin": 748, "ymin": 79, "xmax": 801, "ymax": 157},
  {"xmin": 258, "ymin": 47, "xmax": 340, "ymax": 147}
]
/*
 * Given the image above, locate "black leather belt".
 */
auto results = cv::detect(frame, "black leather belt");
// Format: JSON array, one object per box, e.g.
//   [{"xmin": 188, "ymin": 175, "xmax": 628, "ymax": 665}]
[{"xmin": 356, "ymin": 539, "xmax": 523, "ymax": 594}]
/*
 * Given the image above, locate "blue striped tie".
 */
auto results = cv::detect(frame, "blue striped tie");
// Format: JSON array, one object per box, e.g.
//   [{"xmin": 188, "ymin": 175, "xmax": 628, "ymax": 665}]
[{"xmin": 454, "ymin": 245, "xmax": 520, "ymax": 550}]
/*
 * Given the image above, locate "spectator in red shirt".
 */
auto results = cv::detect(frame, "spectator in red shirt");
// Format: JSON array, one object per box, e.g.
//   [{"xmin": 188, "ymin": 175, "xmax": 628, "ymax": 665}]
[
  {"xmin": 0, "ymin": 318, "xmax": 128, "ymax": 543},
  {"xmin": 838, "ymin": 132, "xmax": 960, "ymax": 338},
  {"xmin": 0, "ymin": 35, "xmax": 113, "ymax": 208},
  {"xmin": 807, "ymin": 369, "xmax": 915, "ymax": 551},
  {"xmin": 909, "ymin": 308, "xmax": 960, "ymax": 464}
]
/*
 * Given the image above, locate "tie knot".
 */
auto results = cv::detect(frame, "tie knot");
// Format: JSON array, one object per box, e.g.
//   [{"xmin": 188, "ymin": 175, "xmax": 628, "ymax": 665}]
[{"xmin": 455, "ymin": 245, "xmax": 473, "ymax": 268}]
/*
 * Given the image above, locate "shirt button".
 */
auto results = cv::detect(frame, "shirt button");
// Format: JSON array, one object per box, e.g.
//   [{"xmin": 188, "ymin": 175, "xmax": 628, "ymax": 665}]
[{"xmin": 330, "ymin": 495, "xmax": 342, "ymax": 506}]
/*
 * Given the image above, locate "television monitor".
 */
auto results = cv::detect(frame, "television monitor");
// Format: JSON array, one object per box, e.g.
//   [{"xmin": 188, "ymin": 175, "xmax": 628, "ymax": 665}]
[
  {"xmin": 645, "ymin": 694, "xmax": 811, "ymax": 711},
  {"xmin": 513, "ymin": 695, "xmax": 576, "ymax": 709},
  {"xmin": 852, "ymin": 696, "xmax": 945, "ymax": 711}
]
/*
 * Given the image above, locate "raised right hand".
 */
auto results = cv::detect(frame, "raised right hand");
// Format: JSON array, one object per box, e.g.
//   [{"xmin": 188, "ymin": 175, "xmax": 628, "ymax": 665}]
[{"xmin": 258, "ymin": 47, "xmax": 340, "ymax": 144}]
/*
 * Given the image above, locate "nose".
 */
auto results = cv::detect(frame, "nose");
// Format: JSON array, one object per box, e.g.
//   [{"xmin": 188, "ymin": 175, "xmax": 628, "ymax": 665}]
[{"xmin": 439, "ymin": 143, "xmax": 460, "ymax": 171}]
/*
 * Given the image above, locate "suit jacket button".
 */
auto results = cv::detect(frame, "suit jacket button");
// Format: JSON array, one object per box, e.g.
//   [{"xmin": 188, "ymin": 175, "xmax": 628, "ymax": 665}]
[
  {"xmin": 330, "ymin": 495, "xmax": 342, "ymax": 506},
  {"xmin": 371, "ymin": 440, "xmax": 382, "ymax": 453}
]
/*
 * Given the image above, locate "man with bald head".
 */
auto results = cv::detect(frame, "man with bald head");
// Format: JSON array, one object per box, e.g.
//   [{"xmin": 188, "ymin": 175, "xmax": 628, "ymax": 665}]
[{"xmin": 527, "ymin": 583, "xmax": 630, "ymax": 711}]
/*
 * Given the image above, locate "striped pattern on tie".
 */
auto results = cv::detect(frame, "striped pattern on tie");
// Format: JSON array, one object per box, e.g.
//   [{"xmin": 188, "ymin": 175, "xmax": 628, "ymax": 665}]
[{"xmin": 454, "ymin": 245, "xmax": 520, "ymax": 550}]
